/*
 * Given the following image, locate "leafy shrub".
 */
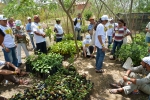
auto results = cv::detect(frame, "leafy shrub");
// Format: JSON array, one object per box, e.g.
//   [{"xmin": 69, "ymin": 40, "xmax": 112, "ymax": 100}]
[
  {"xmin": 84, "ymin": 10, "xmax": 92, "ymax": 21},
  {"xmin": 26, "ymin": 53, "xmax": 63, "ymax": 74},
  {"xmin": 117, "ymin": 33, "xmax": 148, "ymax": 66},
  {"xmin": 81, "ymin": 25, "xmax": 88, "ymax": 33},
  {"xmin": 62, "ymin": 33, "xmax": 74, "ymax": 40},
  {"xmin": 50, "ymin": 40, "xmax": 82, "ymax": 55}
]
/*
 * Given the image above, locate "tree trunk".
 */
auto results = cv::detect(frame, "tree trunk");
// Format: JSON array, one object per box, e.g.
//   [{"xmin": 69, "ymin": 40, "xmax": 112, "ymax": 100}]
[{"xmin": 128, "ymin": 0, "xmax": 133, "ymax": 40}]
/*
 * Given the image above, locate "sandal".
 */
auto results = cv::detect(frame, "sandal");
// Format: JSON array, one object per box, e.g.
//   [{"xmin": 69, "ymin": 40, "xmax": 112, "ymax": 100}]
[
  {"xmin": 109, "ymin": 89, "xmax": 121, "ymax": 94},
  {"xmin": 110, "ymin": 83, "xmax": 121, "ymax": 88},
  {"xmin": 95, "ymin": 69, "xmax": 104, "ymax": 73}
]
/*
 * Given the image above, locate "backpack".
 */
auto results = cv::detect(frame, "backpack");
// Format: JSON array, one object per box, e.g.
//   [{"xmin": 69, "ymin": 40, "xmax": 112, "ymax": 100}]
[{"xmin": 74, "ymin": 18, "xmax": 82, "ymax": 26}]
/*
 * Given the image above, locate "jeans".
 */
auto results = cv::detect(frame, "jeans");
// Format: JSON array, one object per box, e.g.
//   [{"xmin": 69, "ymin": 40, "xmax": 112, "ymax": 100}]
[
  {"xmin": 111, "ymin": 40, "xmax": 123, "ymax": 58},
  {"xmin": 96, "ymin": 47, "xmax": 105, "ymax": 70},
  {"xmin": 148, "ymin": 95, "xmax": 150, "ymax": 100},
  {"xmin": 107, "ymin": 36, "xmax": 112, "ymax": 48},
  {"xmin": 145, "ymin": 36, "xmax": 150, "ymax": 43},
  {"xmin": 28, "ymin": 33, "xmax": 35, "ymax": 49},
  {"xmin": 2, "ymin": 47, "xmax": 18, "ymax": 67},
  {"xmin": 17, "ymin": 43, "xmax": 29, "ymax": 63},
  {"xmin": 36, "ymin": 41, "xmax": 47, "ymax": 54},
  {"xmin": 56, "ymin": 38, "xmax": 62, "ymax": 42},
  {"xmin": 75, "ymin": 27, "xmax": 81, "ymax": 40}
]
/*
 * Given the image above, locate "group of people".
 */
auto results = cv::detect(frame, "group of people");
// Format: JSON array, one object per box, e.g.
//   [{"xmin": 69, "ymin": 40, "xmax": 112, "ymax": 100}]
[{"xmin": 81, "ymin": 14, "xmax": 150, "ymax": 96}]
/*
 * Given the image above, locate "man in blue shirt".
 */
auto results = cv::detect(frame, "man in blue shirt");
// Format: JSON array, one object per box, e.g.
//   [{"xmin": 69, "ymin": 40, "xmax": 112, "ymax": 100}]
[
  {"xmin": 88, "ymin": 17, "xmax": 95, "ymax": 38},
  {"xmin": 26, "ymin": 17, "xmax": 35, "ymax": 49}
]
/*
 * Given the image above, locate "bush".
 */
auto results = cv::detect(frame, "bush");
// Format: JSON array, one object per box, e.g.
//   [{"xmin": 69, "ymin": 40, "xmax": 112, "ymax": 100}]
[
  {"xmin": 50, "ymin": 40, "xmax": 82, "ymax": 55},
  {"xmin": 62, "ymin": 33, "xmax": 74, "ymax": 40},
  {"xmin": 84, "ymin": 10, "xmax": 92, "ymax": 21},
  {"xmin": 81, "ymin": 25, "xmax": 88, "ymax": 33},
  {"xmin": 117, "ymin": 33, "xmax": 148, "ymax": 66}
]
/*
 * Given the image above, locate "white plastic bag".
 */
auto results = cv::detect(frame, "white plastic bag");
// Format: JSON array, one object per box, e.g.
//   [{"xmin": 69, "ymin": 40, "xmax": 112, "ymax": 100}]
[{"xmin": 45, "ymin": 37, "xmax": 51, "ymax": 48}]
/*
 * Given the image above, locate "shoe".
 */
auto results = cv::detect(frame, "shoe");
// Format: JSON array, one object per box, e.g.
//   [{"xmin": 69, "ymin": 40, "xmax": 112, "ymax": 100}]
[{"xmin": 109, "ymin": 83, "xmax": 121, "ymax": 88}]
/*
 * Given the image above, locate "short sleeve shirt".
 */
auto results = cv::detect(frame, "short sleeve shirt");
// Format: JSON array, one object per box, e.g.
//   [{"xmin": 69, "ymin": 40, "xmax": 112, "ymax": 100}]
[
  {"xmin": 0, "ymin": 25, "xmax": 15, "ymax": 48},
  {"xmin": 95, "ymin": 23, "xmax": 106, "ymax": 49},
  {"xmin": 146, "ymin": 22, "xmax": 150, "ymax": 37},
  {"xmin": 31, "ymin": 22, "xmax": 45, "ymax": 43},
  {"xmin": 26, "ymin": 22, "xmax": 33, "ymax": 34},
  {"xmin": 74, "ymin": 18, "xmax": 81, "ymax": 28},
  {"xmin": 82, "ymin": 39, "xmax": 91, "ymax": 48},
  {"xmin": 54, "ymin": 24, "xmax": 63, "ymax": 38},
  {"xmin": 106, "ymin": 23, "xmax": 114, "ymax": 36}
]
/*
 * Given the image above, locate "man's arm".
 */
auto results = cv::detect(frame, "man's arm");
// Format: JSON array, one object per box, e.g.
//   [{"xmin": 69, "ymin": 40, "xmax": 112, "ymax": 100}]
[{"xmin": 0, "ymin": 70, "xmax": 17, "ymax": 75}]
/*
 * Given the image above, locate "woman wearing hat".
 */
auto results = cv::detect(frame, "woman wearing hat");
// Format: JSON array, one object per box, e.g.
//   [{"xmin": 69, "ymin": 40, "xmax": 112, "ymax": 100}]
[
  {"xmin": 14, "ymin": 20, "xmax": 29, "ymax": 67},
  {"xmin": 109, "ymin": 56, "xmax": 150, "ymax": 95},
  {"xmin": 82, "ymin": 34, "xmax": 94, "ymax": 58},
  {"xmin": 54, "ymin": 18, "xmax": 64, "ymax": 42}
]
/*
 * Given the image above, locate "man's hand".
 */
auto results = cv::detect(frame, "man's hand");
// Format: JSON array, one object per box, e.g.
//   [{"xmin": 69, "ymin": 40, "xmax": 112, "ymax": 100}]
[
  {"xmin": 102, "ymin": 47, "xmax": 107, "ymax": 52},
  {"xmin": 42, "ymin": 34, "xmax": 45, "ymax": 38},
  {"xmin": 5, "ymin": 47, "xmax": 10, "ymax": 52},
  {"xmin": 15, "ymin": 68, "xmax": 20, "ymax": 74},
  {"xmin": 123, "ymin": 76, "xmax": 128, "ymax": 82}
]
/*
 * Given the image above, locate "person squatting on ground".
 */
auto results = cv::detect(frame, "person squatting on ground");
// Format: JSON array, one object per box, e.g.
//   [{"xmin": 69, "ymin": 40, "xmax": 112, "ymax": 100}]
[
  {"xmin": 82, "ymin": 34, "xmax": 94, "ymax": 58},
  {"xmin": 0, "ymin": 15, "xmax": 18, "ymax": 67},
  {"xmin": 31, "ymin": 15, "xmax": 47, "ymax": 54},
  {"xmin": 26, "ymin": 17, "xmax": 36, "ymax": 49},
  {"xmin": 95, "ymin": 15, "xmax": 108, "ymax": 73},
  {"xmin": 13, "ymin": 20, "xmax": 29, "ymax": 67},
  {"xmin": 74, "ymin": 13, "xmax": 82, "ymax": 40},
  {"xmin": 54, "ymin": 18, "xmax": 64, "ymax": 42},
  {"xmin": 109, "ymin": 56, "xmax": 150, "ymax": 95},
  {"xmin": 110, "ymin": 19, "xmax": 131, "ymax": 60}
]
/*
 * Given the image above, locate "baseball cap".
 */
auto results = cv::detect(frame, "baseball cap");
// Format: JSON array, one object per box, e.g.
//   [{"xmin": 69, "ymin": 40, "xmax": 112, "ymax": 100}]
[
  {"xmin": 0, "ymin": 15, "xmax": 7, "ymax": 20},
  {"xmin": 85, "ymin": 35, "xmax": 91, "ymax": 39},
  {"xmin": 34, "ymin": 15, "xmax": 39, "ymax": 19},
  {"xmin": 142, "ymin": 57, "xmax": 150, "ymax": 66},
  {"xmin": 15, "ymin": 20, "xmax": 22, "ymax": 26},
  {"xmin": 27, "ymin": 17, "xmax": 31, "ymax": 20},
  {"xmin": 101, "ymin": 15, "xmax": 108, "ymax": 21}
]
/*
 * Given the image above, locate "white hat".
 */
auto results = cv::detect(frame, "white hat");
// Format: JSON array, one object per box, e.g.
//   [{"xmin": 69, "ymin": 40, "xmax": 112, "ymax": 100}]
[
  {"xmin": 27, "ymin": 17, "xmax": 31, "ymax": 20},
  {"xmin": 142, "ymin": 57, "xmax": 150, "ymax": 66},
  {"xmin": 15, "ymin": 20, "xmax": 22, "ymax": 26},
  {"xmin": 0, "ymin": 15, "xmax": 7, "ymax": 20},
  {"xmin": 101, "ymin": 15, "xmax": 108, "ymax": 21},
  {"xmin": 108, "ymin": 18, "xmax": 113, "ymax": 21},
  {"xmin": 85, "ymin": 35, "xmax": 91, "ymax": 39}
]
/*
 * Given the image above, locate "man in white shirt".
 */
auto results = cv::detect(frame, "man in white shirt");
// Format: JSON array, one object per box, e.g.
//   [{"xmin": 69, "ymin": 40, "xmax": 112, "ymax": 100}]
[
  {"xmin": 54, "ymin": 18, "xmax": 64, "ymax": 42},
  {"xmin": 74, "ymin": 13, "xmax": 82, "ymax": 40},
  {"xmin": 95, "ymin": 15, "xmax": 108, "ymax": 73},
  {"xmin": 0, "ymin": 15, "xmax": 18, "ymax": 67},
  {"xmin": 145, "ymin": 22, "xmax": 150, "ymax": 43},
  {"xmin": 31, "ymin": 15, "xmax": 47, "ymax": 54},
  {"xmin": 82, "ymin": 34, "xmax": 94, "ymax": 58}
]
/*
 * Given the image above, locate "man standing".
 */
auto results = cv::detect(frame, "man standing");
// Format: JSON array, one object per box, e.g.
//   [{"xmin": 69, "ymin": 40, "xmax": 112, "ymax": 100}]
[
  {"xmin": 95, "ymin": 15, "xmax": 108, "ymax": 73},
  {"xmin": 0, "ymin": 15, "xmax": 18, "ymax": 67},
  {"xmin": 88, "ymin": 17, "xmax": 95, "ymax": 38},
  {"xmin": 74, "ymin": 13, "xmax": 82, "ymax": 40},
  {"xmin": 31, "ymin": 15, "xmax": 47, "ymax": 54},
  {"xmin": 26, "ymin": 17, "xmax": 35, "ymax": 49}
]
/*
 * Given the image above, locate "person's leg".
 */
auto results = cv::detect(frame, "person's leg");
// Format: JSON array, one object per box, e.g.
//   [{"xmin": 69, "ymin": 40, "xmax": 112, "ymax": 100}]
[
  {"xmin": 89, "ymin": 46, "xmax": 94, "ymax": 57},
  {"xmin": 28, "ymin": 33, "xmax": 35, "ymax": 49},
  {"xmin": 41, "ymin": 41, "xmax": 47, "ymax": 54},
  {"xmin": 139, "ymin": 84, "xmax": 150, "ymax": 95},
  {"xmin": 2, "ymin": 49, "xmax": 12, "ymax": 62},
  {"xmin": 107, "ymin": 36, "xmax": 110, "ymax": 48},
  {"xmin": 36, "ymin": 42, "xmax": 42, "ymax": 54},
  {"xmin": 21, "ymin": 43, "xmax": 29, "ymax": 57},
  {"xmin": 95, "ymin": 47, "xmax": 100, "ymax": 68},
  {"xmin": 122, "ymin": 83, "xmax": 138, "ymax": 95},
  {"xmin": 11, "ymin": 47, "xmax": 18, "ymax": 67},
  {"xmin": 17, "ymin": 43, "xmax": 21, "ymax": 64},
  {"xmin": 56, "ymin": 38, "xmax": 62, "ymax": 42},
  {"xmin": 96, "ymin": 48, "xmax": 105, "ymax": 70},
  {"xmin": 75, "ymin": 27, "xmax": 78, "ymax": 40},
  {"xmin": 78, "ymin": 28, "xmax": 81, "ymax": 40},
  {"xmin": 3, "ymin": 75, "xmax": 19, "ymax": 84},
  {"xmin": 116, "ymin": 41, "xmax": 123, "ymax": 51},
  {"xmin": 111, "ymin": 40, "xmax": 117, "ymax": 58}
]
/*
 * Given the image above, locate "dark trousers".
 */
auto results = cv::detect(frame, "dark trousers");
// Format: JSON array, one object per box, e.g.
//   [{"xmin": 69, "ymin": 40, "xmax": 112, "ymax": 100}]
[
  {"xmin": 111, "ymin": 40, "xmax": 123, "ymax": 58},
  {"xmin": 56, "ymin": 38, "xmax": 62, "ymax": 42},
  {"xmin": 36, "ymin": 41, "xmax": 47, "ymax": 54},
  {"xmin": 0, "ymin": 66, "xmax": 19, "ymax": 84},
  {"xmin": 83, "ymin": 46, "xmax": 94, "ymax": 58}
]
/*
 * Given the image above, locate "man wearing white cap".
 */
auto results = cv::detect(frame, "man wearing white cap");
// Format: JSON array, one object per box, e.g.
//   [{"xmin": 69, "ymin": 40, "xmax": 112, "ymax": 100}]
[
  {"xmin": 0, "ymin": 15, "xmax": 18, "ymax": 67},
  {"xmin": 95, "ymin": 15, "xmax": 108, "ymax": 73},
  {"xmin": 26, "ymin": 17, "xmax": 35, "ymax": 49},
  {"xmin": 109, "ymin": 56, "xmax": 150, "ymax": 95},
  {"xmin": 82, "ymin": 34, "xmax": 94, "ymax": 58},
  {"xmin": 14, "ymin": 20, "xmax": 29, "ymax": 67}
]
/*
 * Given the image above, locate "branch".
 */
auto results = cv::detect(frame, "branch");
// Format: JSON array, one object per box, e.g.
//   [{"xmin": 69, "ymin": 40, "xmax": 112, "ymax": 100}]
[
  {"xmin": 100, "ymin": 0, "xmax": 119, "ymax": 19},
  {"xmin": 81, "ymin": 0, "xmax": 89, "ymax": 14},
  {"xmin": 67, "ymin": 0, "xmax": 76, "ymax": 12}
]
